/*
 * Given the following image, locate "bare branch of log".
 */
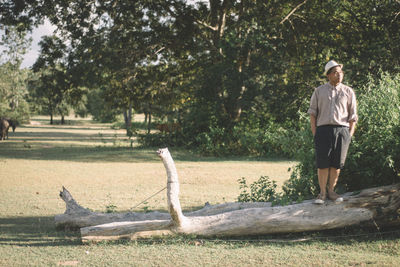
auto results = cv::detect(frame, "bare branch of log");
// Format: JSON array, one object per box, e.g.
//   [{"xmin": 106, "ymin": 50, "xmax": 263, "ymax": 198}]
[
  {"xmin": 158, "ymin": 148, "xmax": 190, "ymax": 230},
  {"xmin": 59, "ymin": 186, "xmax": 91, "ymax": 215},
  {"xmin": 80, "ymin": 220, "xmax": 174, "ymax": 241},
  {"xmin": 55, "ymin": 187, "xmax": 169, "ymax": 229}
]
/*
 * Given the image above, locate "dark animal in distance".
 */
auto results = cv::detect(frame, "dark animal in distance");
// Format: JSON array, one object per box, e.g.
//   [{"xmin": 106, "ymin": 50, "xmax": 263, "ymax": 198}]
[
  {"xmin": 0, "ymin": 118, "xmax": 10, "ymax": 140},
  {"xmin": 9, "ymin": 119, "xmax": 17, "ymax": 132},
  {"xmin": 0, "ymin": 118, "xmax": 17, "ymax": 140}
]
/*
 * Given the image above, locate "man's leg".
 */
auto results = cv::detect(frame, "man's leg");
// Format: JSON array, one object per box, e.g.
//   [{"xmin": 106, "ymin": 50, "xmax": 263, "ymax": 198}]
[
  {"xmin": 317, "ymin": 168, "xmax": 329, "ymax": 197},
  {"xmin": 327, "ymin": 167, "xmax": 343, "ymax": 201},
  {"xmin": 315, "ymin": 168, "xmax": 329, "ymax": 204},
  {"xmin": 328, "ymin": 167, "xmax": 340, "ymax": 193}
]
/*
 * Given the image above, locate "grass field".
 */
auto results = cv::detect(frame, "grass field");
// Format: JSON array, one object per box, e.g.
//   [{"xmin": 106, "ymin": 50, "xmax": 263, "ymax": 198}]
[{"xmin": 0, "ymin": 115, "xmax": 399, "ymax": 266}]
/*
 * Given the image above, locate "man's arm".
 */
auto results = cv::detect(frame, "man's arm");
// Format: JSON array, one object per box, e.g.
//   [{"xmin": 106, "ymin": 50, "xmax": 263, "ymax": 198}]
[
  {"xmin": 310, "ymin": 114, "xmax": 317, "ymax": 136},
  {"xmin": 348, "ymin": 89, "xmax": 358, "ymax": 136},
  {"xmin": 349, "ymin": 121, "xmax": 356, "ymax": 137}
]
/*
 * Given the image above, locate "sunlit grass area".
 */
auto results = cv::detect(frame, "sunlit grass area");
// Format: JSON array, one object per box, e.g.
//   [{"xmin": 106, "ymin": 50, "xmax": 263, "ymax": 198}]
[
  {"xmin": 0, "ymin": 115, "xmax": 295, "ymax": 216},
  {"xmin": 0, "ymin": 115, "xmax": 399, "ymax": 266}
]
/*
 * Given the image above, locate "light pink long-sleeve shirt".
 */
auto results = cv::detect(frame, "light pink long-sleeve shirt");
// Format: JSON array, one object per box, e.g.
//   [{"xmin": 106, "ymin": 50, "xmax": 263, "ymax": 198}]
[{"xmin": 308, "ymin": 83, "xmax": 358, "ymax": 127}]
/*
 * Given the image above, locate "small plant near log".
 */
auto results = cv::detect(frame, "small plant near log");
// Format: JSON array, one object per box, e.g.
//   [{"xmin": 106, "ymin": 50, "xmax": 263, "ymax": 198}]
[
  {"xmin": 237, "ymin": 176, "xmax": 277, "ymax": 203},
  {"xmin": 105, "ymin": 204, "xmax": 117, "ymax": 213},
  {"xmin": 105, "ymin": 193, "xmax": 117, "ymax": 213},
  {"xmin": 142, "ymin": 202, "xmax": 151, "ymax": 213},
  {"xmin": 237, "ymin": 176, "xmax": 303, "ymax": 206}
]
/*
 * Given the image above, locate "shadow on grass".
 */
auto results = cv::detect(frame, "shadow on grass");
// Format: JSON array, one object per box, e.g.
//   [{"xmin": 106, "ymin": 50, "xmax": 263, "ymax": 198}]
[
  {"xmin": 146, "ymin": 225, "xmax": 400, "ymax": 249},
  {"xmin": 0, "ymin": 142, "xmax": 290, "ymax": 163},
  {"xmin": 8, "ymin": 132, "xmax": 125, "ymax": 143},
  {"xmin": 0, "ymin": 216, "xmax": 81, "ymax": 247},
  {"xmin": 19, "ymin": 125, "xmax": 115, "ymax": 132},
  {"xmin": 213, "ymin": 225, "xmax": 400, "ymax": 245},
  {"xmin": 10, "ymin": 125, "xmax": 126, "ymax": 140},
  {"xmin": 0, "ymin": 142, "xmax": 160, "ymax": 162},
  {"xmin": 27, "ymin": 118, "xmax": 107, "ymax": 127}
]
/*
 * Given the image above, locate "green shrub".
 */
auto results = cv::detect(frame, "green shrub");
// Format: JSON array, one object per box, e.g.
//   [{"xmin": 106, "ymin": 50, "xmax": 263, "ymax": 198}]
[
  {"xmin": 237, "ymin": 176, "xmax": 278, "ymax": 203},
  {"xmin": 183, "ymin": 110, "xmax": 305, "ymax": 157},
  {"xmin": 137, "ymin": 132, "xmax": 185, "ymax": 148},
  {"xmin": 237, "ymin": 176, "xmax": 304, "ymax": 206},
  {"xmin": 194, "ymin": 123, "xmax": 229, "ymax": 156},
  {"xmin": 232, "ymin": 119, "xmax": 287, "ymax": 157},
  {"xmin": 341, "ymin": 72, "xmax": 400, "ymax": 190},
  {"xmin": 86, "ymin": 89, "xmax": 119, "ymax": 122}
]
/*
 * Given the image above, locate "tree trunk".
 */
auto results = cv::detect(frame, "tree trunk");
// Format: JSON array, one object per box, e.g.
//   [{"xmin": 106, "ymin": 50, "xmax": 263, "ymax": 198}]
[
  {"xmin": 147, "ymin": 108, "xmax": 152, "ymax": 135},
  {"xmin": 55, "ymin": 148, "xmax": 400, "ymax": 242},
  {"xmin": 123, "ymin": 103, "xmax": 133, "ymax": 136}
]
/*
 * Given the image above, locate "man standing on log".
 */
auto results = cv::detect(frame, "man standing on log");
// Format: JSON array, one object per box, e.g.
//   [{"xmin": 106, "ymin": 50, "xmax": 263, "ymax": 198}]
[{"xmin": 308, "ymin": 60, "xmax": 358, "ymax": 204}]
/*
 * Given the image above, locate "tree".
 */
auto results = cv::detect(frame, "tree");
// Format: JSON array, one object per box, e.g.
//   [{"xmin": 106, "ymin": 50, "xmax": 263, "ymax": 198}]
[
  {"xmin": 0, "ymin": 25, "xmax": 32, "ymax": 122},
  {"xmin": 31, "ymin": 35, "xmax": 70, "ymax": 124},
  {"xmin": 45, "ymin": 1, "xmax": 176, "ymax": 133}
]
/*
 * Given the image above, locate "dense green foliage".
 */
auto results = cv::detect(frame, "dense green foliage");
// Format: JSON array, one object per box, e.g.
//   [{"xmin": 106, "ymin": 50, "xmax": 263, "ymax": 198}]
[
  {"xmin": 0, "ymin": 62, "xmax": 30, "ymax": 122},
  {"xmin": 342, "ymin": 72, "xmax": 400, "ymax": 189},
  {"xmin": 0, "ymin": 25, "xmax": 31, "ymax": 122}
]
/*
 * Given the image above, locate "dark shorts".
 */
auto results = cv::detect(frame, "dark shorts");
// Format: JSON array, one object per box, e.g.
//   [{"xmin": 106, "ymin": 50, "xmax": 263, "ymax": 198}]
[{"xmin": 314, "ymin": 125, "xmax": 351, "ymax": 169}]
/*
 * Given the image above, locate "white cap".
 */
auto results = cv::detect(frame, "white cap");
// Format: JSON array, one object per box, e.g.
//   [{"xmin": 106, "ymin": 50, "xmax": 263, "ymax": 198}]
[{"xmin": 324, "ymin": 60, "xmax": 343, "ymax": 75}]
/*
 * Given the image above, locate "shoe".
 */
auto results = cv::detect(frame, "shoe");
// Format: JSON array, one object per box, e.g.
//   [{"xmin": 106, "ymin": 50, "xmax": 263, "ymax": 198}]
[
  {"xmin": 328, "ymin": 191, "xmax": 343, "ymax": 203},
  {"xmin": 314, "ymin": 194, "xmax": 326, "ymax": 204}
]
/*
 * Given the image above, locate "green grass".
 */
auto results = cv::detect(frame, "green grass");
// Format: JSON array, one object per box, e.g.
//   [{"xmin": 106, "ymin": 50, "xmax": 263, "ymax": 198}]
[{"xmin": 0, "ymin": 115, "xmax": 399, "ymax": 266}]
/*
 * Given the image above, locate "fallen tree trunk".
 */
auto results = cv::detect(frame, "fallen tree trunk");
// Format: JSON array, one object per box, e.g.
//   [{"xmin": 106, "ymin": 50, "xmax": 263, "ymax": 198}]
[
  {"xmin": 55, "ymin": 187, "xmax": 271, "ymax": 229},
  {"xmin": 55, "ymin": 148, "xmax": 400, "ymax": 242}
]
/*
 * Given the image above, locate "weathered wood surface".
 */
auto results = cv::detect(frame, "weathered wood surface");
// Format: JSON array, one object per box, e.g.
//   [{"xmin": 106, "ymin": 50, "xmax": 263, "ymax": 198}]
[
  {"xmin": 55, "ymin": 187, "xmax": 271, "ymax": 229},
  {"xmin": 55, "ymin": 148, "xmax": 400, "ymax": 242}
]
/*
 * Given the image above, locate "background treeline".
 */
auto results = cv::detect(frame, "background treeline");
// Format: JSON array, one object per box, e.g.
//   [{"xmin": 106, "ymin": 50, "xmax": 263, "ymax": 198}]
[{"xmin": 1, "ymin": 0, "xmax": 399, "ymax": 196}]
